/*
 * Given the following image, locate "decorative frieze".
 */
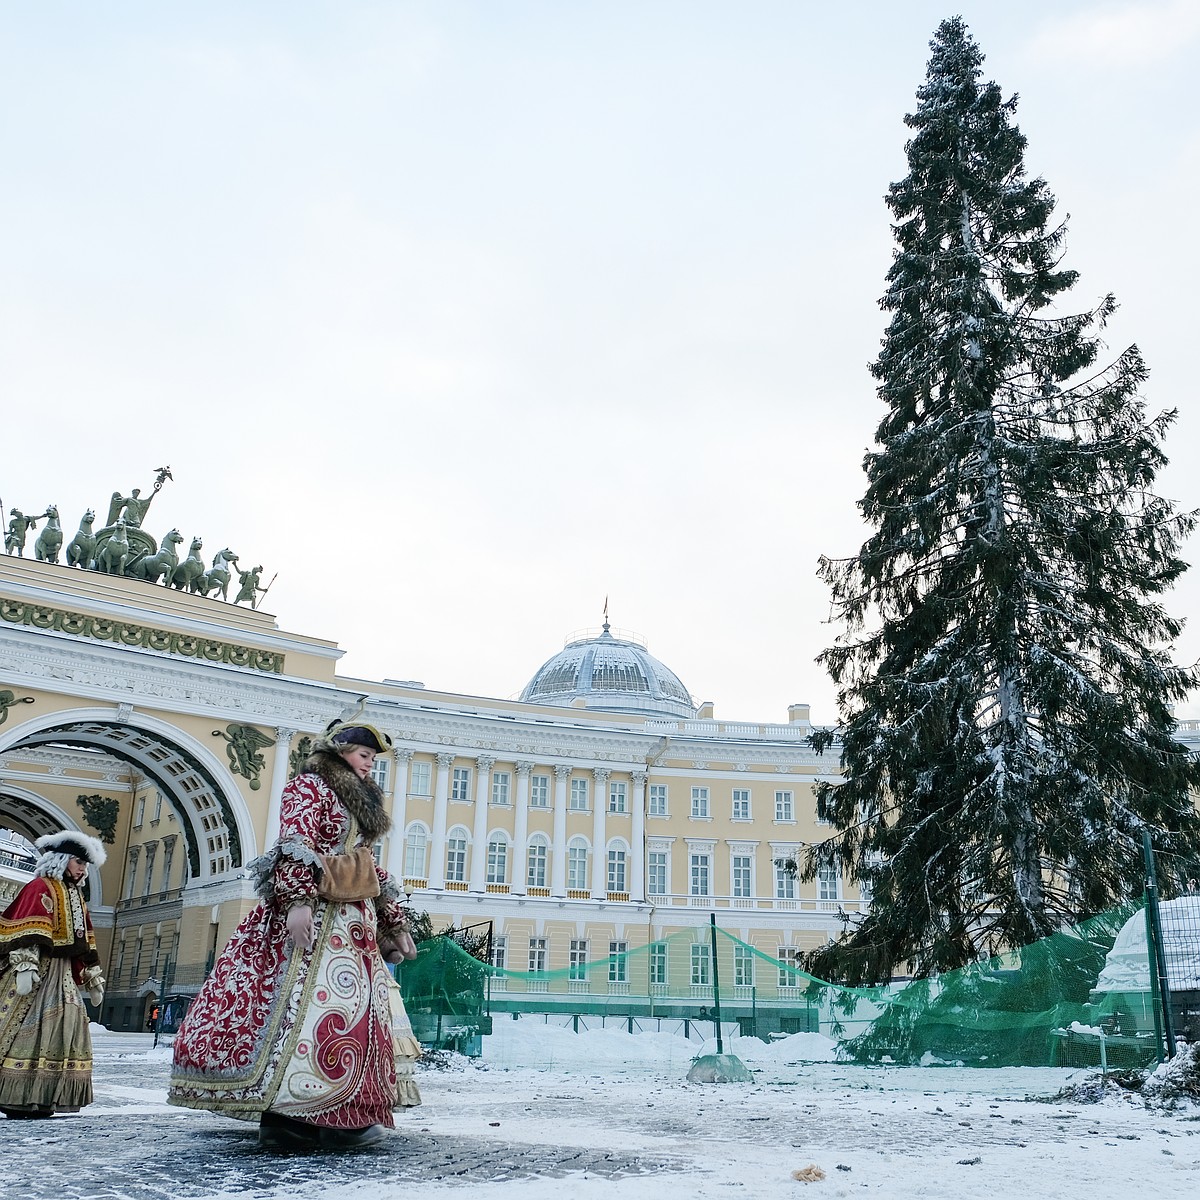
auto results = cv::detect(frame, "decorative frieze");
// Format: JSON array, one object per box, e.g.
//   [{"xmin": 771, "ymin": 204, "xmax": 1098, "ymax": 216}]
[{"xmin": 0, "ymin": 599, "xmax": 284, "ymax": 673}]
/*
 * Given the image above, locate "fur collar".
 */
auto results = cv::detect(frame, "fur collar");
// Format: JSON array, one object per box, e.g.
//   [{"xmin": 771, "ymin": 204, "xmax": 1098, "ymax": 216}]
[{"xmin": 302, "ymin": 749, "xmax": 392, "ymax": 843}]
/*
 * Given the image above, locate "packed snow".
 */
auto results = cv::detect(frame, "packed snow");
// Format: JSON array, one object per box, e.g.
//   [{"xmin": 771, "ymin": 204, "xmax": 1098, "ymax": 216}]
[{"xmin": 74, "ymin": 1019, "xmax": 1200, "ymax": 1200}]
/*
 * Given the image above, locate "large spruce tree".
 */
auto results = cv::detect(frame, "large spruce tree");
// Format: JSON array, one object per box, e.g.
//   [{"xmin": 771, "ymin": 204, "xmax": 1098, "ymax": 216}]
[{"xmin": 804, "ymin": 17, "xmax": 1200, "ymax": 986}]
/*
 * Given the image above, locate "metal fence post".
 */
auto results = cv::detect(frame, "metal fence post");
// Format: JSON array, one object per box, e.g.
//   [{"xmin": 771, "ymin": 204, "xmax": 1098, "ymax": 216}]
[{"xmin": 1142, "ymin": 830, "xmax": 1176, "ymax": 1060}]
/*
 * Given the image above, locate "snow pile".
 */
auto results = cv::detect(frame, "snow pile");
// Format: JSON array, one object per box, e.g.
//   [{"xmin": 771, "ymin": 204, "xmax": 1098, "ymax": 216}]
[
  {"xmin": 1094, "ymin": 896, "xmax": 1200, "ymax": 992},
  {"xmin": 1141, "ymin": 1040, "xmax": 1200, "ymax": 1108}
]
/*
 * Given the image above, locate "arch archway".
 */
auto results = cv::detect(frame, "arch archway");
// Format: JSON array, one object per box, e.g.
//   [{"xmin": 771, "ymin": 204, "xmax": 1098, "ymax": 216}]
[
  {"xmin": 0, "ymin": 706, "xmax": 257, "ymax": 882},
  {"xmin": 0, "ymin": 783, "xmax": 108, "ymax": 905}
]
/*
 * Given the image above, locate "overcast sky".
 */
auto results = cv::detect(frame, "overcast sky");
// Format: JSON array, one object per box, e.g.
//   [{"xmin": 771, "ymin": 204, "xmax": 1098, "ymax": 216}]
[{"xmin": 2, "ymin": 1, "xmax": 1199, "ymax": 725}]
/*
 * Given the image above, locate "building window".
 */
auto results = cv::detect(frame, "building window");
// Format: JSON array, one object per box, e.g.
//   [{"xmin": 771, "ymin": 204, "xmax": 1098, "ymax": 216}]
[
  {"xmin": 648, "ymin": 784, "xmax": 668, "ymax": 816},
  {"xmin": 409, "ymin": 760, "xmax": 432, "ymax": 796},
  {"xmin": 527, "ymin": 837, "xmax": 548, "ymax": 888},
  {"xmin": 690, "ymin": 787, "xmax": 710, "ymax": 819},
  {"xmin": 528, "ymin": 938, "xmax": 547, "ymax": 974},
  {"xmin": 778, "ymin": 946, "xmax": 803, "ymax": 987},
  {"xmin": 734, "ymin": 944, "xmax": 755, "ymax": 987},
  {"xmin": 530, "ymin": 774, "xmax": 550, "ymax": 808},
  {"xmin": 142, "ymin": 845, "xmax": 157, "ymax": 897},
  {"xmin": 689, "ymin": 852, "xmax": 710, "ymax": 897},
  {"xmin": 774, "ymin": 790, "xmax": 795, "ymax": 822},
  {"xmin": 370, "ymin": 757, "xmax": 391, "ymax": 792},
  {"xmin": 152, "ymin": 792, "xmax": 164, "ymax": 824},
  {"xmin": 732, "ymin": 788, "xmax": 751, "ymax": 821},
  {"xmin": 607, "ymin": 847, "xmax": 627, "ymax": 893},
  {"xmin": 403, "ymin": 825, "xmax": 428, "ymax": 878},
  {"xmin": 650, "ymin": 943, "xmax": 668, "ymax": 986},
  {"xmin": 124, "ymin": 848, "xmax": 140, "ymax": 899},
  {"xmin": 451, "ymin": 767, "xmax": 471, "ymax": 801},
  {"xmin": 609, "ymin": 941, "xmax": 628, "ymax": 983},
  {"xmin": 569, "ymin": 939, "xmax": 589, "ymax": 981},
  {"xmin": 134, "ymin": 795, "xmax": 146, "ymax": 828},
  {"xmin": 569, "ymin": 778, "xmax": 589, "ymax": 811},
  {"xmin": 691, "ymin": 944, "xmax": 711, "ymax": 986},
  {"xmin": 608, "ymin": 781, "xmax": 627, "ymax": 813},
  {"xmin": 732, "ymin": 854, "xmax": 753, "ymax": 898},
  {"xmin": 491, "ymin": 771, "xmax": 511, "ymax": 806},
  {"xmin": 818, "ymin": 860, "xmax": 840, "ymax": 901},
  {"xmin": 775, "ymin": 861, "xmax": 796, "ymax": 899},
  {"xmin": 486, "ymin": 836, "xmax": 508, "ymax": 885},
  {"xmin": 445, "ymin": 833, "xmax": 467, "ymax": 883},
  {"xmin": 567, "ymin": 838, "xmax": 589, "ymax": 890},
  {"xmin": 647, "ymin": 851, "xmax": 668, "ymax": 895},
  {"xmin": 490, "ymin": 937, "xmax": 507, "ymax": 971}
]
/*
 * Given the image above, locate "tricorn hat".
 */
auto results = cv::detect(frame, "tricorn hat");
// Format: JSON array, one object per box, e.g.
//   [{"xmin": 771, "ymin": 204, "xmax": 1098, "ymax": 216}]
[
  {"xmin": 36, "ymin": 830, "xmax": 108, "ymax": 866},
  {"xmin": 318, "ymin": 697, "xmax": 393, "ymax": 756}
]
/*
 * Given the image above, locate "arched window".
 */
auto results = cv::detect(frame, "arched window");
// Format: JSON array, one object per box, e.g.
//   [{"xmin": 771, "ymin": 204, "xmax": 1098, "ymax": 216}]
[
  {"xmin": 486, "ymin": 833, "xmax": 509, "ymax": 885},
  {"xmin": 403, "ymin": 823, "xmax": 429, "ymax": 879},
  {"xmin": 606, "ymin": 841, "xmax": 628, "ymax": 894},
  {"xmin": 567, "ymin": 837, "xmax": 590, "ymax": 891},
  {"xmin": 445, "ymin": 827, "xmax": 469, "ymax": 884},
  {"xmin": 527, "ymin": 834, "xmax": 549, "ymax": 889}
]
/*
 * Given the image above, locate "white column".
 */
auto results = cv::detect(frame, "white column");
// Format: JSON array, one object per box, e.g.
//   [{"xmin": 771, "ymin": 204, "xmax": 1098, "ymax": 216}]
[
  {"xmin": 385, "ymin": 749, "xmax": 413, "ymax": 880},
  {"xmin": 469, "ymin": 755, "xmax": 496, "ymax": 892},
  {"xmin": 512, "ymin": 761, "xmax": 533, "ymax": 896},
  {"xmin": 590, "ymin": 768, "xmax": 609, "ymax": 900},
  {"xmin": 631, "ymin": 769, "xmax": 647, "ymax": 902},
  {"xmin": 264, "ymin": 727, "xmax": 295, "ymax": 848},
  {"xmin": 551, "ymin": 764, "xmax": 570, "ymax": 898},
  {"xmin": 427, "ymin": 752, "xmax": 455, "ymax": 890}
]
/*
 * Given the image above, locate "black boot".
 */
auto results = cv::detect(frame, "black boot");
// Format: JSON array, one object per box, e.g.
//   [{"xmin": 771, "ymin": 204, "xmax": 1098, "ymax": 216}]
[
  {"xmin": 318, "ymin": 1124, "xmax": 387, "ymax": 1150},
  {"xmin": 259, "ymin": 1110, "xmax": 320, "ymax": 1151}
]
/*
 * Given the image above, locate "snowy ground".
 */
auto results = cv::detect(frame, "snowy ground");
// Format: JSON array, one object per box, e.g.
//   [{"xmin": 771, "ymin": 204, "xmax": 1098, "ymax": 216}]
[{"xmin": 1, "ymin": 1023, "xmax": 1195, "ymax": 1200}]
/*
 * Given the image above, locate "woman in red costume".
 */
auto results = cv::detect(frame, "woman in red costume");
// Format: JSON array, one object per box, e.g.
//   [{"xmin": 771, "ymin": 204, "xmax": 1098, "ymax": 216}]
[
  {"xmin": 168, "ymin": 719, "xmax": 421, "ymax": 1150},
  {"xmin": 0, "ymin": 831, "xmax": 107, "ymax": 1118}
]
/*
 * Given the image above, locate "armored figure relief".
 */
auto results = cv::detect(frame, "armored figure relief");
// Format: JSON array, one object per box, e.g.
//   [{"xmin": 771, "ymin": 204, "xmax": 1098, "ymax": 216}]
[
  {"xmin": 235, "ymin": 565, "xmax": 268, "ymax": 607},
  {"xmin": 212, "ymin": 724, "xmax": 276, "ymax": 790},
  {"xmin": 4, "ymin": 508, "xmax": 39, "ymax": 556}
]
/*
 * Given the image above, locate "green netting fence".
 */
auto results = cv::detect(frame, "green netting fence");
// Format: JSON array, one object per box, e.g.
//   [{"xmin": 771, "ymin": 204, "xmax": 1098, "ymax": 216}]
[{"xmin": 398, "ymin": 890, "xmax": 1200, "ymax": 1068}]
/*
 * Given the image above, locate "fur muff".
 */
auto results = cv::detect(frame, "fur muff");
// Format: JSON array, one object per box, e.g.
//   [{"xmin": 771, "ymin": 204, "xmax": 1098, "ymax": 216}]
[{"xmin": 301, "ymin": 747, "xmax": 392, "ymax": 843}]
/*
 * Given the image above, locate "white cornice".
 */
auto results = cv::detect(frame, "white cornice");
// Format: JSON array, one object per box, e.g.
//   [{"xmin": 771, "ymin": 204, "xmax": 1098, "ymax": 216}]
[{"xmin": 1, "ymin": 574, "xmax": 342, "ymax": 660}]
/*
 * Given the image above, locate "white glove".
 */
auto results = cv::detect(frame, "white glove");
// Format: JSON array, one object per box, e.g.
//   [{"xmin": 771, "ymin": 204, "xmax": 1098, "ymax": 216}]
[
  {"xmin": 80, "ymin": 964, "xmax": 106, "ymax": 1008},
  {"xmin": 11, "ymin": 947, "xmax": 39, "ymax": 996},
  {"xmin": 287, "ymin": 904, "xmax": 315, "ymax": 951}
]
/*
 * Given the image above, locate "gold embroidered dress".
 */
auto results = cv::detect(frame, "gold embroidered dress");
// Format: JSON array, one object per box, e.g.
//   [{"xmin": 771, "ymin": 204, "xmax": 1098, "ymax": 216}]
[
  {"xmin": 0, "ymin": 876, "xmax": 99, "ymax": 1114},
  {"xmin": 168, "ymin": 770, "xmax": 421, "ymax": 1128}
]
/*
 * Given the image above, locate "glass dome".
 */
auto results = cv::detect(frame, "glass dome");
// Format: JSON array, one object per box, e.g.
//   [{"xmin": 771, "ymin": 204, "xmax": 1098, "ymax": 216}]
[{"xmin": 520, "ymin": 623, "xmax": 696, "ymax": 719}]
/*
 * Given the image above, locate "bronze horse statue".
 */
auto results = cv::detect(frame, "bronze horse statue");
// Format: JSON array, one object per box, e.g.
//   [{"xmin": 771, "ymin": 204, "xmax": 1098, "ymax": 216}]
[
  {"xmin": 66, "ymin": 510, "xmax": 97, "ymax": 569},
  {"xmin": 96, "ymin": 519, "xmax": 131, "ymax": 575},
  {"xmin": 169, "ymin": 537, "xmax": 206, "ymax": 591},
  {"xmin": 129, "ymin": 528, "xmax": 184, "ymax": 584},
  {"xmin": 200, "ymin": 548, "xmax": 239, "ymax": 600},
  {"xmin": 33, "ymin": 506, "xmax": 63, "ymax": 564}
]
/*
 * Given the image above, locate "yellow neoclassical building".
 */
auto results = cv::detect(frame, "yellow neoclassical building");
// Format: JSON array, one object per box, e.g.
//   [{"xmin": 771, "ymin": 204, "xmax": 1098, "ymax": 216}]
[
  {"xmin": 8, "ymin": 548, "xmax": 1196, "ymax": 1034},
  {"xmin": 0, "ymin": 545, "xmax": 860, "ymax": 1033}
]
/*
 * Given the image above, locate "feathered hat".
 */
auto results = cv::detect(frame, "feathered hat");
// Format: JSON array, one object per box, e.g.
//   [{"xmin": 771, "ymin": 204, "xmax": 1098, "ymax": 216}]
[
  {"xmin": 313, "ymin": 697, "xmax": 393, "ymax": 756},
  {"xmin": 36, "ymin": 830, "xmax": 108, "ymax": 866}
]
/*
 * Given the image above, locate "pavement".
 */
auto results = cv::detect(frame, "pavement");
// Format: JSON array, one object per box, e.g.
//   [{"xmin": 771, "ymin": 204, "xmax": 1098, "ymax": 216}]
[
  {"xmin": 0, "ymin": 1033, "xmax": 681, "ymax": 1200},
  {"xmin": 1, "ymin": 1032, "xmax": 1196, "ymax": 1200}
]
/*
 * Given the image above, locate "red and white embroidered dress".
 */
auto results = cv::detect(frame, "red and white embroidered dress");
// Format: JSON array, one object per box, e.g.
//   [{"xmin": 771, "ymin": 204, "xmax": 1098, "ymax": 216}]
[{"xmin": 167, "ymin": 772, "xmax": 421, "ymax": 1127}]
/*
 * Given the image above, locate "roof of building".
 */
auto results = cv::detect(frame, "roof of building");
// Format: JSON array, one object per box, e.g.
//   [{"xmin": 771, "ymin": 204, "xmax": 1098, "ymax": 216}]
[{"xmin": 519, "ymin": 622, "xmax": 696, "ymax": 719}]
